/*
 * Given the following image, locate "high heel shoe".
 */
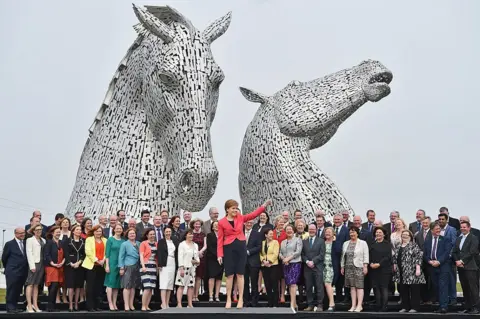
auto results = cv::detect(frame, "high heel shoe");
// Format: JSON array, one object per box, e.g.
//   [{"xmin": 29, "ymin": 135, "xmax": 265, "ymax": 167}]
[
  {"xmin": 354, "ymin": 307, "xmax": 363, "ymax": 312},
  {"xmin": 26, "ymin": 306, "xmax": 35, "ymax": 313},
  {"xmin": 348, "ymin": 307, "xmax": 355, "ymax": 312},
  {"xmin": 33, "ymin": 307, "xmax": 42, "ymax": 313}
]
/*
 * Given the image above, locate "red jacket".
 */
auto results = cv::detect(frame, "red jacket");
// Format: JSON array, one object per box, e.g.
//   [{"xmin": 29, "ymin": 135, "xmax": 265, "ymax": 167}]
[
  {"xmin": 217, "ymin": 206, "xmax": 265, "ymax": 258},
  {"xmin": 273, "ymin": 229, "xmax": 287, "ymax": 245}
]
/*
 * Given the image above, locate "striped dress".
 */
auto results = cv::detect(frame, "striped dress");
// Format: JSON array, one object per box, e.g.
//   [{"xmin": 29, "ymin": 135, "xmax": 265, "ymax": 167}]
[{"xmin": 141, "ymin": 242, "xmax": 157, "ymax": 289}]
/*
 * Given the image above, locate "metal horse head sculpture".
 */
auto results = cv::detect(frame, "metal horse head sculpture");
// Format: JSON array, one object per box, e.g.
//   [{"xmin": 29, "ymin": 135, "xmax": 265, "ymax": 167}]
[
  {"xmin": 238, "ymin": 60, "xmax": 393, "ymax": 223},
  {"xmin": 66, "ymin": 5, "xmax": 231, "ymax": 218}
]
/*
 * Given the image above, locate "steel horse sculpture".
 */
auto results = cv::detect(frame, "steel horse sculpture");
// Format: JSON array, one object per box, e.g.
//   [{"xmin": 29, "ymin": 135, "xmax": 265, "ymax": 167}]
[
  {"xmin": 66, "ymin": 5, "xmax": 231, "ymax": 219},
  {"xmin": 239, "ymin": 60, "xmax": 393, "ymax": 223}
]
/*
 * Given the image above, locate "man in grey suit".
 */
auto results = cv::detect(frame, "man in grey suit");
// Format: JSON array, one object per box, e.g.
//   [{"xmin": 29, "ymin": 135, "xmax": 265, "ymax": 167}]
[
  {"xmin": 301, "ymin": 224, "xmax": 325, "ymax": 312},
  {"xmin": 202, "ymin": 207, "xmax": 219, "ymax": 235},
  {"xmin": 136, "ymin": 209, "xmax": 153, "ymax": 241},
  {"xmin": 414, "ymin": 216, "xmax": 433, "ymax": 303}
]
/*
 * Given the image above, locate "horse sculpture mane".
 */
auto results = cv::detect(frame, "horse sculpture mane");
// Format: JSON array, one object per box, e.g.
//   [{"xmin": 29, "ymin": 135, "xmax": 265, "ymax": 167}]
[
  {"xmin": 66, "ymin": 4, "xmax": 231, "ymax": 220},
  {"xmin": 238, "ymin": 60, "xmax": 393, "ymax": 224}
]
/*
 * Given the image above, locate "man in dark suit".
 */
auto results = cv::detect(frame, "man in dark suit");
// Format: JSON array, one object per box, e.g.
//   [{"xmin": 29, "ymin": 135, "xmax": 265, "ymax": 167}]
[
  {"xmin": 384, "ymin": 210, "xmax": 399, "ymax": 238},
  {"xmin": 439, "ymin": 207, "xmax": 460, "ymax": 231},
  {"xmin": 361, "ymin": 210, "xmax": 376, "ymax": 233},
  {"xmin": 244, "ymin": 220, "xmax": 261, "ymax": 307},
  {"xmin": 409, "ymin": 209, "xmax": 425, "ymax": 235},
  {"xmin": 424, "ymin": 222, "xmax": 453, "ymax": 313},
  {"xmin": 314, "ymin": 211, "xmax": 331, "ymax": 228},
  {"xmin": 452, "ymin": 221, "xmax": 479, "ymax": 314},
  {"xmin": 459, "ymin": 216, "xmax": 480, "ymax": 274},
  {"xmin": 315, "ymin": 215, "xmax": 327, "ymax": 239},
  {"xmin": 2, "ymin": 228, "xmax": 28, "ymax": 313},
  {"xmin": 116, "ymin": 210, "xmax": 128, "ymax": 230},
  {"xmin": 135, "ymin": 209, "xmax": 153, "ymax": 241},
  {"xmin": 24, "ymin": 211, "xmax": 48, "ymax": 238},
  {"xmin": 414, "ymin": 217, "xmax": 433, "ymax": 303},
  {"xmin": 341, "ymin": 211, "xmax": 353, "ymax": 228},
  {"xmin": 332, "ymin": 214, "xmax": 349, "ymax": 302},
  {"xmin": 301, "ymin": 224, "xmax": 325, "ymax": 311},
  {"xmin": 103, "ymin": 215, "xmax": 118, "ymax": 238},
  {"xmin": 179, "ymin": 211, "xmax": 192, "ymax": 230}
]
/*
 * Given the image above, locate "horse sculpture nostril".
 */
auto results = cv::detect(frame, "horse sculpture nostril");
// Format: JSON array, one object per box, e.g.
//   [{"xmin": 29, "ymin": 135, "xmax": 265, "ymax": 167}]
[{"xmin": 180, "ymin": 172, "xmax": 193, "ymax": 193}]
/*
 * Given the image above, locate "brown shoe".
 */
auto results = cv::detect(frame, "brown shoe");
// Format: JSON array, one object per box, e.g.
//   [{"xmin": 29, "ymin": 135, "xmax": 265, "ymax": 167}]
[
  {"xmin": 304, "ymin": 306, "xmax": 314, "ymax": 311},
  {"xmin": 315, "ymin": 305, "xmax": 323, "ymax": 312}
]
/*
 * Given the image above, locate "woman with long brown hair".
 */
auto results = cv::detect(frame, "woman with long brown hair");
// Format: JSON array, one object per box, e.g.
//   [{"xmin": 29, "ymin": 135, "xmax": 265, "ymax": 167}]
[
  {"xmin": 44, "ymin": 226, "xmax": 65, "ymax": 312},
  {"xmin": 82, "ymin": 224, "xmax": 107, "ymax": 312},
  {"xmin": 217, "ymin": 199, "xmax": 272, "ymax": 309}
]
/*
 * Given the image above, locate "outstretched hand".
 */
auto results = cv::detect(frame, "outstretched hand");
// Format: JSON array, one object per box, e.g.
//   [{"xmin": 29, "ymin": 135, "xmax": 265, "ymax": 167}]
[{"xmin": 263, "ymin": 199, "xmax": 272, "ymax": 207}]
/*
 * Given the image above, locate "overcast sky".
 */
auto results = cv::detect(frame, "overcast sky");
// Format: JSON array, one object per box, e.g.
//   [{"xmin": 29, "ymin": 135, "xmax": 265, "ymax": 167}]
[{"xmin": 0, "ymin": 0, "xmax": 478, "ymax": 239}]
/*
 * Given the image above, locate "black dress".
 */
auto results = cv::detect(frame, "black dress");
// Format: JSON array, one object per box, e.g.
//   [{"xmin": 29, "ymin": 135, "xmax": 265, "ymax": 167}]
[
  {"xmin": 206, "ymin": 232, "xmax": 223, "ymax": 279},
  {"xmin": 369, "ymin": 240, "xmax": 392, "ymax": 288},
  {"xmin": 62, "ymin": 238, "xmax": 86, "ymax": 288}
]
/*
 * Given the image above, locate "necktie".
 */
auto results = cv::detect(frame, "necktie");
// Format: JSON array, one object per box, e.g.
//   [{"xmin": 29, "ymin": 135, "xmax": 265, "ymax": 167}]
[
  {"xmin": 317, "ymin": 229, "xmax": 322, "ymax": 238},
  {"xmin": 431, "ymin": 237, "xmax": 438, "ymax": 260},
  {"xmin": 19, "ymin": 241, "xmax": 24, "ymax": 254},
  {"xmin": 368, "ymin": 223, "xmax": 372, "ymax": 232},
  {"xmin": 156, "ymin": 228, "xmax": 162, "ymax": 241},
  {"xmin": 246, "ymin": 231, "xmax": 250, "ymax": 242},
  {"xmin": 392, "ymin": 224, "xmax": 394, "ymax": 232},
  {"xmin": 417, "ymin": 222, "xmax": 421, "ymax": 231},
  {"xmin": 335, "ymin": 227, "xmax": 339, "ymax": 235},
  {"xmin": 423, "ymin": 230, "xmax": 427, "ymax": 240},
  {"xmin": 309, "ymin": 237, "xmax": 313, "ymax": 248}
]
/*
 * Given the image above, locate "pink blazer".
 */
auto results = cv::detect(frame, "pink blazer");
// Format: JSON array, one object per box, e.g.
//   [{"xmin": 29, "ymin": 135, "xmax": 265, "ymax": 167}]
[{"xmin": 217, "ymin": 206, "xmax": 265, "ymax": 258}]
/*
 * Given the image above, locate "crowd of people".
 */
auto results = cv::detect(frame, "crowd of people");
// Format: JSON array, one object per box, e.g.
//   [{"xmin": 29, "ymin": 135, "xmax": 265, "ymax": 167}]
[{"xmin": 1, "ymin": 202, "xmax": 479, "ymax": 315}]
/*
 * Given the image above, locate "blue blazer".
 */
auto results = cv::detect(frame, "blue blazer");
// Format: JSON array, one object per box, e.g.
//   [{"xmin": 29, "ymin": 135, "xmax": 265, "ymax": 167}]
[
  {"xmin": 442, "ymin": 225, "xmax": 457, "ymax": 248},
  {"xmin": 424, "ymin": 235, "xmax": 452, "ymax": 272},
  {"xmin": 1, "ymin": 239, "xmax": 28, "ymax": 278},
  {"xmin": 246, "ymin": 230, "xmax": 262, "ymax": 268}
]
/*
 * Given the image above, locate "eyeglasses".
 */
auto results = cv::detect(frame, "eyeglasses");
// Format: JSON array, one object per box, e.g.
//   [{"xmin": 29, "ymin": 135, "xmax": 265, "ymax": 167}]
[{"xmin": 34, "ymin": 229, "xmax": 42, "ymax": 232}]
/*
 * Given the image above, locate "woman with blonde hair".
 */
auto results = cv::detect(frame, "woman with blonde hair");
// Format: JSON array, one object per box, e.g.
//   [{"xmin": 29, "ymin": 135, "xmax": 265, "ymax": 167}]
[
  {"xmin": 323, "ymin": 227, "xmax": 335, "ymax": 311},
  {"xmin": 25, "ymin": 223, "xmax": 46, "ymax": 312}
]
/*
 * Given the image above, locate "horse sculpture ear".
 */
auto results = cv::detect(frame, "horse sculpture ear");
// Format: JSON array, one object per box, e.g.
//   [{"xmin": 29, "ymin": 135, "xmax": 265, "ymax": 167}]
[
  {"xmin": 202, "ymin": 12, "xmax": 232, "ymax": 44},
  {"xmin": 132, "ymin": 3, "xmax": 175, "ymax": 43},
  {"xmin": 239, "ymin": 87, "xmax": 267, "ymax": 104}
]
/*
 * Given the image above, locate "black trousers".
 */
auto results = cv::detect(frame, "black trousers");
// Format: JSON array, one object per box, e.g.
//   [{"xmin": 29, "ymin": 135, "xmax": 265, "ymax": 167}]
[
  {"xmin": 374, "ymin": 286, "xmax": 388, "ymax": 311},
  {"xmin": 6, "ymin": 274, "xmax": 26, "ymax": 311},
  {"xmin": 399, "ymin": 284, "xmax": 420, "ymax": 311},
  {"xmin": 262, "ymin": 265, "xmax": 279, "ymax": 307},
  {"xmin": 459, "ymin": 269, "xmax": 479, "ymax": 310},
  {"xmin": 244, "ymin": 264, "xmax": 260, "ymax": 306},
  {"xmin": 304, "ymin": 267, "xmax": 324, "ymax": 307},
  {"xmin": 47, "ymin": 282, "xmax": 60, "ymax": 310},
  {"xmin": 363, "ymin": 273, "xmax": 372, "ymax": 302},
  {"xmin": 86, "ymin": 266, "xmax": 106, "ymax": 310},
  {"xmin": 420, "ymin": 264, "xmax": 434, "ymax": 302}
]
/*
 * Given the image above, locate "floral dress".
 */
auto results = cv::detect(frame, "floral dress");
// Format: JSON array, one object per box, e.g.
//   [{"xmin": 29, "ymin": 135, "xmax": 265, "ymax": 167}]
[{"xmin": 323, "ymin": 242, "xmax": 334, "ymax": 284}]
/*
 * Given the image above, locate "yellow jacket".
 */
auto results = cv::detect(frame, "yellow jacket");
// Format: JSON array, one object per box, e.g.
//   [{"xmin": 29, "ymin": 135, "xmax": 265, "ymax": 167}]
[
  {"xmin": 82, "ymin": 236, "xmax": 107, "ymax": 270},
  {"xmin": 260, "ymin": 240, "xmax": 279, "ymax": 265}
]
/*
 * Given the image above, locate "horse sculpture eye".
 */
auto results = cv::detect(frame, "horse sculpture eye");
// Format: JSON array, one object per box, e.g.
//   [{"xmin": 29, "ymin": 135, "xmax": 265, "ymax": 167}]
[{"xmin": 158, "ymin": 73, "xmax": 176, "ymax": 86}]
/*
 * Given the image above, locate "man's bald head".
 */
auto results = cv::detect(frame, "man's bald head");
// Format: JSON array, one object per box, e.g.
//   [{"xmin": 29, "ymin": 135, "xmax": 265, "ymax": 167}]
[
  {"xmin": 14, "ymin": 227, "xmax": 26, "ymax": 240},
  {"xmin": 459, "ymin": 216, "xmax": 470, "ymax": 223}
]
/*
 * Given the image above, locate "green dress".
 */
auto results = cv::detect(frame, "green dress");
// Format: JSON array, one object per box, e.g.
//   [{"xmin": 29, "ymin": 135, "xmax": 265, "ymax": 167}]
[{"xmin": 104, "ymin": 236, "xmax": 125, "ymax": 288}]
